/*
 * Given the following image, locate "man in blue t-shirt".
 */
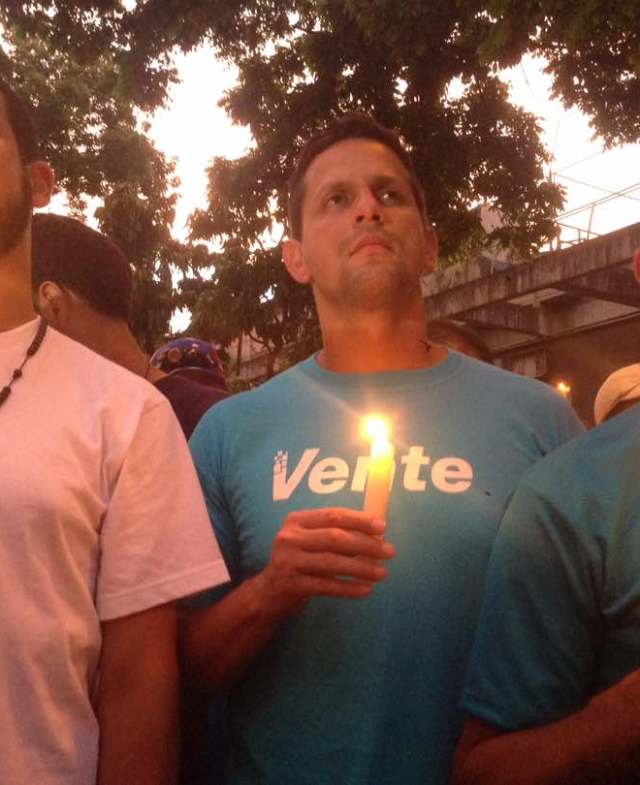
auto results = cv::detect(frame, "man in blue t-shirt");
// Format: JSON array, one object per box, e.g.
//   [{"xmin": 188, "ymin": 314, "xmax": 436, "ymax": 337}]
[
  {"xmin": 184, "ymin": 113, "xmax": 582, "ymax": 785},
  {"xmin": 454, "ymin": 253, "xmax": 640, "ymax": 785}
]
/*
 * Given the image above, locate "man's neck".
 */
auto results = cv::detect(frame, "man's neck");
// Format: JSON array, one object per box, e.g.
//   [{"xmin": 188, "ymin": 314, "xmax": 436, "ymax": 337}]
[
  {"xmin": 87, "ymin": 317, "xmax": 164, "ymax": 382},
  {"xmin": 317, "ymin": 301, "xmax": 448, "ymax": 373},
  {"xmin": 0, "ymin": 241, "xmax": 37, "ymax": 332}
]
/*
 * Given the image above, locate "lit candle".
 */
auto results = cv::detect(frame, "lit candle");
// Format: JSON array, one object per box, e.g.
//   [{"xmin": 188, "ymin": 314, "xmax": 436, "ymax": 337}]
[
  {"xmin": 362, "ymin": 415, "xmax": 395, "ymax": 521},
  {"xmin": 556, "ymin": 381, "xmax": 571, "ymax": 398}
]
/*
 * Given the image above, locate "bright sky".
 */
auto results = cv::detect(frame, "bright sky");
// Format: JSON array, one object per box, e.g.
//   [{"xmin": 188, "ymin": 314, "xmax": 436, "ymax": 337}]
[
  {"xmin": 503, "ymin": 55, "xmax": 640, "ymax": 244},
  {"xmin": 146, "ymin": 47, "xmax": 639, "ymax": 249},
  {"xmin": 146, "ymin": 47, "xmax": 253, "ymax": 241}
]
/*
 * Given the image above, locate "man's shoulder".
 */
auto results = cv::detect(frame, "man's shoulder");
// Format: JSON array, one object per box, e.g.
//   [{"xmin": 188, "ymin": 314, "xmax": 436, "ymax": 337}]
[
  {"xmin": 460, "ymin": 353, "xmax": 558, "ymax": 399},
  {"xmin": 521, "ymin": 406, "xmax": 640, "ymax": 498},
  {"xmin": 454, "ymin": 353, "xmax": 578, "ymax": 427},
  {"xmin": 48, "ymin": 328, "xmax": 171, "ymax": 413}
]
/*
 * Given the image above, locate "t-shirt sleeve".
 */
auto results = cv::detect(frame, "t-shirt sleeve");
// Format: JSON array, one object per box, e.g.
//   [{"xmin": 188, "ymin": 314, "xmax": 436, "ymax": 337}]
[
  {"xmin": 537, "ymin": 395, "xmax": 584, "ymax": 456},
  {"xmin": 97, "ymin": 399, "xmax": 229, "ymax": 621},
  {"xmin": 462, "ymin": 474, "xmax": 601, "ymax": 730},
  {"xmin": 189, "ymin": 413, "xmax": 243, "ymax": 590},
  {"xmin": 556, "ymin": 398, "xmax": 584, "ymax": 445}
]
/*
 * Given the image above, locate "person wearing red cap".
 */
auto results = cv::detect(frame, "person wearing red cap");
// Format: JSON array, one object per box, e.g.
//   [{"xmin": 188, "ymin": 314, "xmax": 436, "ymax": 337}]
[{"xmin": 454, "ymin": 250, "xmax": 640, "ymax": 784}]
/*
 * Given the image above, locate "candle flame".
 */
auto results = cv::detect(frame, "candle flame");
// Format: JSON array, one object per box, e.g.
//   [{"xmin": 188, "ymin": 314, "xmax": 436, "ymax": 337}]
[
  {"xmin": 556, "ymin": 381, "xmax": 571, "ymax": 396},
  {"xmin": 371, "ymin": 438, "xmax": 393, "ymax": 458},
  {"xmin": 362, "ymin": 415, "xmax": 391, "ymax": 444}
]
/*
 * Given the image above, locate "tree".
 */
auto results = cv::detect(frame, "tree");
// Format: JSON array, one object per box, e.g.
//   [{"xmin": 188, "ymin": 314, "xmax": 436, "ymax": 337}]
[
  {"xmin": 4, "ymin": 1, "xmax": 638, "ymax": 368},
  {"xmin": 479, "ymin": 0, "xmax": 640, "ymax": 146},
  {"xmin": 0, "ymin": 17, "xmax": 198, "ymax": 350},
  {"xmin": 187, "ymin": 0, "xmax": 567, "ymax": 373},
  {"xmin": 187, "ymin": 243, "xmax": 319, "ymax": 379}
]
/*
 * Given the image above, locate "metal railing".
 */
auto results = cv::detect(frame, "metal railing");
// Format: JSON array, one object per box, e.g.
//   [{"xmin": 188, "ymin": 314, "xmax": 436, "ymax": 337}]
[{"xmin": 548, "ymin": 178, "xmax": 640, "ymax": 251}]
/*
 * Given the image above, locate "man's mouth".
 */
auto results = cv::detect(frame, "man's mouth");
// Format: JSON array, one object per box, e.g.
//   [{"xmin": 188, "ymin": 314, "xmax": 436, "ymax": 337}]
[{"xmin": 351, "ymin": 234, "xmax": 393, "ymax": 255}]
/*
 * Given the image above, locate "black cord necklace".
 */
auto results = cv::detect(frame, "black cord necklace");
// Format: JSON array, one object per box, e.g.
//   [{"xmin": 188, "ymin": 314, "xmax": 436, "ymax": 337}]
[{"xmin": 0, "ymin": 318, "xmax": 48, "ymax": 408}]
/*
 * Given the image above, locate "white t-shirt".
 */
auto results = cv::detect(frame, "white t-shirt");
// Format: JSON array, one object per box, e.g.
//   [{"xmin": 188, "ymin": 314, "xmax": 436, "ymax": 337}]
[{"xmin": 0, "ymin": 319, "xmax": 229, "ymax": 785}]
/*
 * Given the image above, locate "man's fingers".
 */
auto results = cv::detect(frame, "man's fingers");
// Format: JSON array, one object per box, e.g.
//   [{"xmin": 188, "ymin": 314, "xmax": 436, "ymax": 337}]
[
  {"xmin": 295, "ymin": 552, "xmax": 389, "ymax": 583},
  {"xmin": 293, "ymin": 576, "xmax": 376, "ymax": 599},
  {"xmin": 290, "ymin": 508, "xmax": 386, "ymax": 536},
  {"xmin": 281, "ymin": 526, "xmax": 394, "ymax": 560},
  {"xmin": 266, "ymin": 508, "xmax": 396, "ymax": 610}
]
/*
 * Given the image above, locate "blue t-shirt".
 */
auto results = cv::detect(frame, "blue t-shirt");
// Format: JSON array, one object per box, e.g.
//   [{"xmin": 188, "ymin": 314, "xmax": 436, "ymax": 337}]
[
  {"xmin": 463, "ymin": 404, "xmax": 640, "ymax": 731},
  {"xmin": 190, "ymin": 351, "xmax": 582, "ymax": 785}
]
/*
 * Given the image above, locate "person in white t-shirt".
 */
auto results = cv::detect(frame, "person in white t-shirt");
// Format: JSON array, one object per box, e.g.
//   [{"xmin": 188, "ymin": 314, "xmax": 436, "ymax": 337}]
[{"xmin": 0, "ymin": 79, "xmax": 229, "ymax": 785}]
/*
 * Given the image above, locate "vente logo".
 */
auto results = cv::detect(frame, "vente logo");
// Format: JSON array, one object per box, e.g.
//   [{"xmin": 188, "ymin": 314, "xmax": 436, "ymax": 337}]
[{"xmin": 273, "ymin": 447, "xmax": 473, "ymax": 501}]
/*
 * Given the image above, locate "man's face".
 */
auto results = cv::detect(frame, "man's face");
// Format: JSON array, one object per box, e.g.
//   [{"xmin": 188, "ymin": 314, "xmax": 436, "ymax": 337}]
[
  {"xmin": 0, "ymin": 96, "xmax": 32, "ymax": 255},
  {"xmin": 283, "ymin": 138, "xmax": 437, "ymax": 315}
]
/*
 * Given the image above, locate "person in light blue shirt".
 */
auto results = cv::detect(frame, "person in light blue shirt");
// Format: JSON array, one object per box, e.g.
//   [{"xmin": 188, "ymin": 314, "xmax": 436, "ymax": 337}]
[
  {"xmin": 454, "ymin": 253, "xmax": 640, "ymax": 785},
  {"xmin": 183, "ymin": 113, "xmax": 582, "ymax": 785}
]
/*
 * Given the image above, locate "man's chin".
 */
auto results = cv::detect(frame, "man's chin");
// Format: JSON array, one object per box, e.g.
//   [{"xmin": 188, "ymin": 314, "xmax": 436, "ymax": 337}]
[{"xmin": 343, "ymin": 266, "xmax": 413, "ymax": 310}]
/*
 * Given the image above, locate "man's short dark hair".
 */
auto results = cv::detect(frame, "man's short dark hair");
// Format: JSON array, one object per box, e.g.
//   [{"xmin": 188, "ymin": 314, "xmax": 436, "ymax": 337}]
[
  {"xmin": 287, "ymin": 113, "xmax": 427, "ymax": 240},
  {"xmin": 0, "ymin": 79, "xmax": 40, "ymax": 164},
  {"xmin": 32, "ymin": 213, "xmax": 133, "ymax": 321}
]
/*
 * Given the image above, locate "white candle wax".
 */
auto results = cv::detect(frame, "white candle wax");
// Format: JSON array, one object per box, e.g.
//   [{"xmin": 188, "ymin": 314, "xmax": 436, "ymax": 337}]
[{"xmin": 363, "ymin": 437, "xmax": 394, "ymax": 520}]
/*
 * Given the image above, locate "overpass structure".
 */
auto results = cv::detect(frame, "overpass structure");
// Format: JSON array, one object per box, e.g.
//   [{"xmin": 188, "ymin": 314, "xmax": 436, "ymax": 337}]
[{"xmin": 423, "ymin": 222, "xmax": 640, "ymax": 422}]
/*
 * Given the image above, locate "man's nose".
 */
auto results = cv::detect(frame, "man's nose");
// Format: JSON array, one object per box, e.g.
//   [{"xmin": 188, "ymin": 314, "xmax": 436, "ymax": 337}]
[{"xmin": 355, "ymin": 188, "xmax": 382, "ymax": 224}]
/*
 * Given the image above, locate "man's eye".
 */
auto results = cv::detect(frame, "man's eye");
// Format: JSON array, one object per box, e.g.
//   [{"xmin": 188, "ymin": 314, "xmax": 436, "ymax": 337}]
[
  {"xmin": 380, "ymin": 188, "xmax": 401, "ymax": 203},
  {"xmin": 326, "ymin": 192, "xmax": 346, "ymax": 207}
]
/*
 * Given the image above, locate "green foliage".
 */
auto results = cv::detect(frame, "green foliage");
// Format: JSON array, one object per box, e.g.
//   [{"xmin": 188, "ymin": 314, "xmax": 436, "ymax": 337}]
[
  {"xmin": 188, "ymin": 244, "xmax": 319, "ymax": 377},
  {"xmin": 0, "ymin": 14, "xmax": 196, "ymax": 349},
  {"xmin": 481, "ymin": 0, "xmax": 640, "ymax": 146},
  {"xmin": 4, "ymin": 0, "xmax": 638, "ymax": 365}
]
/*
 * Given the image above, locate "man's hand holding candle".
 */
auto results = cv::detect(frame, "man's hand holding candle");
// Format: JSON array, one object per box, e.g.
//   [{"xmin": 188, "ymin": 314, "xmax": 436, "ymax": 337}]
[
  {"xmin": 257, "ymin": 508, "xmax": 395, "ymax": 617},
  {"xmin": 255, "ymin": 415, "xmax": 397, "ymax": 619}
]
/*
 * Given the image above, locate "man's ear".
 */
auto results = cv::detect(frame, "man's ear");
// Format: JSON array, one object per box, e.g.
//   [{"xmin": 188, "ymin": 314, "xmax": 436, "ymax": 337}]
[
  {"xmin": 422, "ymin": 226, "xmax": 439, "ymax": 275},
  {"xmin": 36, "ymin": 281, "xmax": 66, "ymax": 327},
  {"xmin": 27, "ymin": 161, "xmax": 55, "ymax": 209},
  {"xmin": 282, "ymin": 238, "xmax": 312, "ymax": 284}
]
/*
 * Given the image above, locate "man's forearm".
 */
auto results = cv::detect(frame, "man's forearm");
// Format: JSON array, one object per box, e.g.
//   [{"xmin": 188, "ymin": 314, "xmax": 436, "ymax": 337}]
[
  {"xmin": 454, "ymin": 671, "xmax": 640, "ymax": 785},
  {"xmin": 181, "ymin": 509, "xmax": 393, "ymax": 693},
  {"xmin": 181, "ymin": 572, "xmax": 288, "ymax": 693},
  {"xmin": 98, "ymin": 606, "xmax": 179, "ymax": 785}
]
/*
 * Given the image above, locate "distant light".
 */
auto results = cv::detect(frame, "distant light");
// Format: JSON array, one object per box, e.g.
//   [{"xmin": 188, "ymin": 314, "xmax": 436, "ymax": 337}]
[{"xmin": 556, "ymin": 381, "xmax": 571, "ymax": 397}]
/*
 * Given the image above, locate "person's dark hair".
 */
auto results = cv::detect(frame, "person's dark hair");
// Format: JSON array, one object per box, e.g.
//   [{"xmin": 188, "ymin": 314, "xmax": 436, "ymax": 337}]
[
  {"xmin": 287, "ymin": 113, "xmax": 427, "ymax": 240},
  {"xmin": 428, "ymin": 319, "xmax": 492, "ymax": 363},
  {"xmin": 32, "ymin": 213, "xmax": 133, "ymax": 321},
  {"xmin": 0, "ymin": 79, "xmax": 40, "ymax": 164}
]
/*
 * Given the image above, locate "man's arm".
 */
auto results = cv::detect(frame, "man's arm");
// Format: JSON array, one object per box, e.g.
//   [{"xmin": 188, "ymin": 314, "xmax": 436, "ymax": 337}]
[
  {"xmin": 454, "ymin": 670, "xmax": 640, "ymax": 785},
  {"xmin": 181, "ymin": 507, "xmax": 394, "ymax": 692},
  {"xmin": 97, "ymin": 603, "xmax": 179, "ymax": 785}
]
